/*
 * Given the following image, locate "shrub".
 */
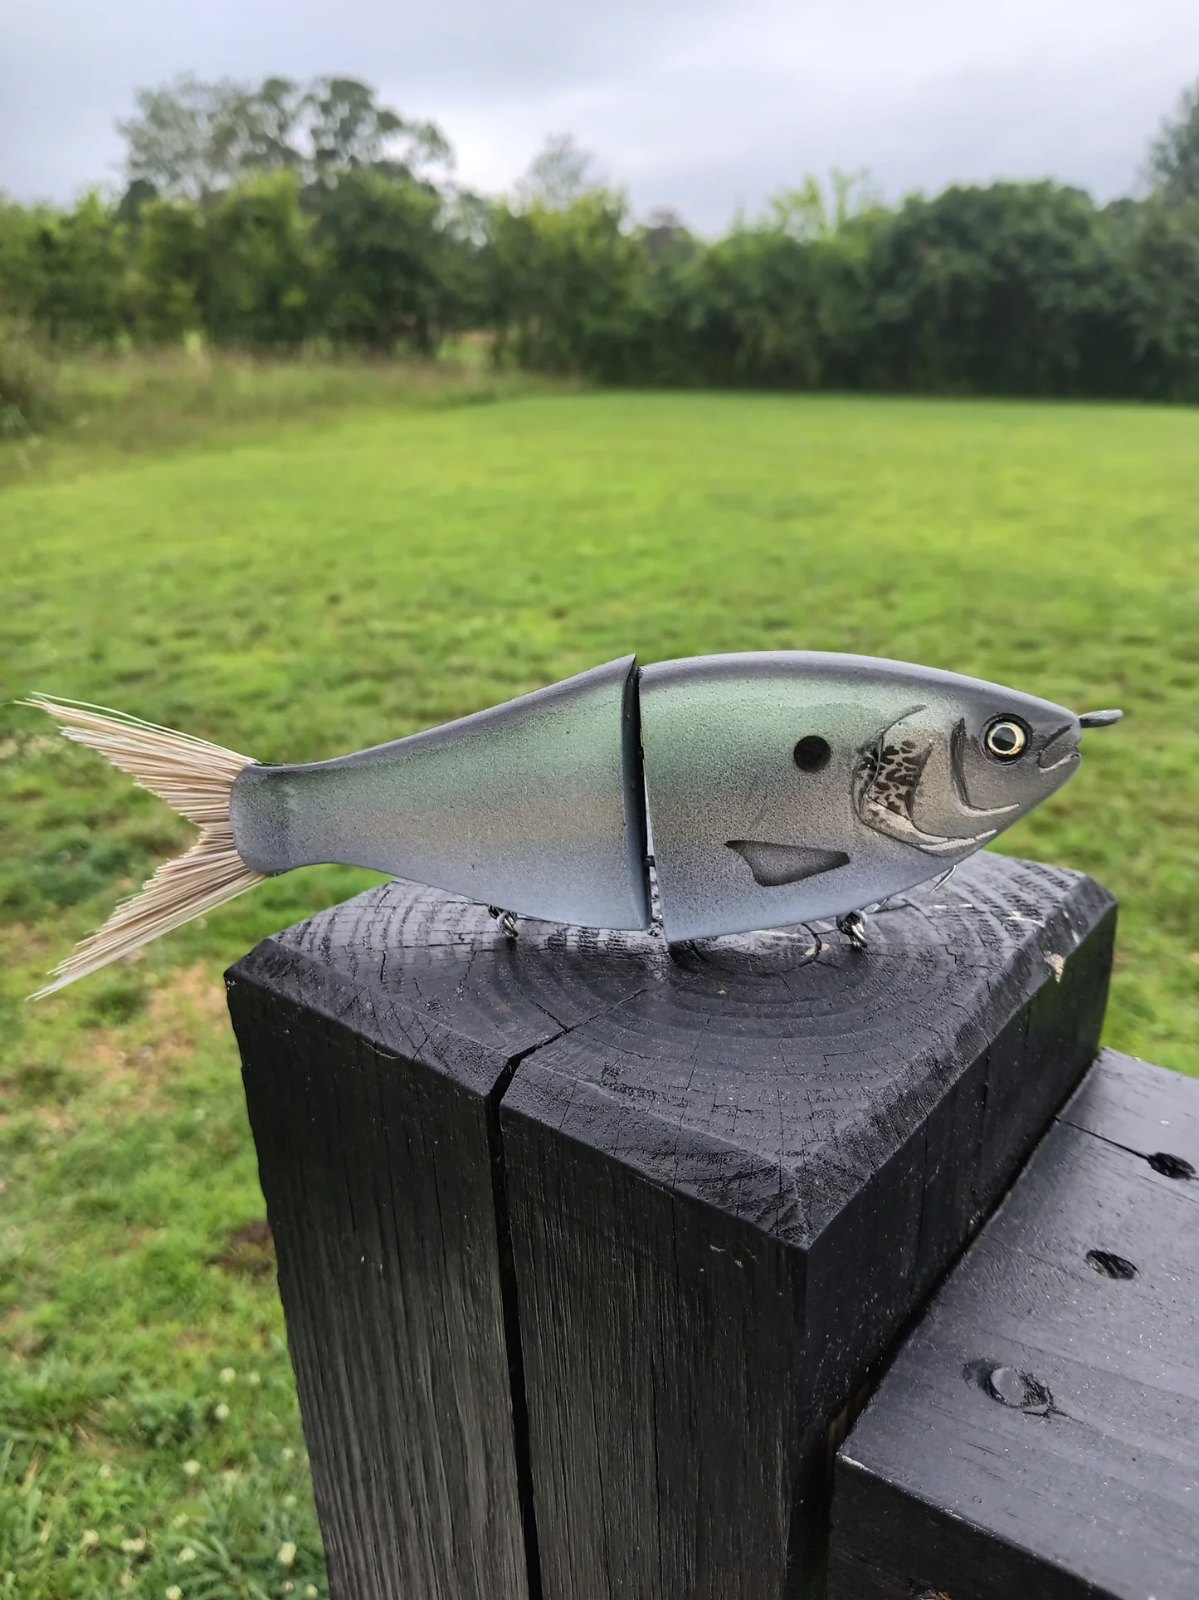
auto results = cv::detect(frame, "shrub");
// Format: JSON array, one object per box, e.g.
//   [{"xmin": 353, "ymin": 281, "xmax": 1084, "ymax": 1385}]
[{"xmin": 0, "ymin": 315, "xmax": 57, "ymax": 436}]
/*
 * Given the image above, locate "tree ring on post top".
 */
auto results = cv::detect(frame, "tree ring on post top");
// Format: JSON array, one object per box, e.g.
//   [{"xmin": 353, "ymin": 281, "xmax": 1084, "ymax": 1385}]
[
  {"xmin": 260, "ymin": 857, "xmax": 1114, "ymax": 1132},
  {"xmin": 669, "ymin": 927, "xmax": 822, "ymax": 975}
]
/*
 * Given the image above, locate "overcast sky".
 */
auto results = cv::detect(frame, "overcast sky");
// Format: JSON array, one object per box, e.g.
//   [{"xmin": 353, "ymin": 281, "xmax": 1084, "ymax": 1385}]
[{"xmin": 2, "ymin": 0, "xmax": 1196, "ymax": 231}]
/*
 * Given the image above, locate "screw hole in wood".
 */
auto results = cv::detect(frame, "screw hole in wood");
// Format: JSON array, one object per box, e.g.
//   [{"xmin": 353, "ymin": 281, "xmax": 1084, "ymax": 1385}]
[
  {"xmin": 1086, "ymin": 1249, "xmax": 1138, "ymax": 1280},
  {"xmin": 963, "ymin": 1359, "xmax": 1052, "ymax": 1414},
  {"xmin": 1147, "ymin": 1151, "xmax": 1195, "ymax": 1179}
]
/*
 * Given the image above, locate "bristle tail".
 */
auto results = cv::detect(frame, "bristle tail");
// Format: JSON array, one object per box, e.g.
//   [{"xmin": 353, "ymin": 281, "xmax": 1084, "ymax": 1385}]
[{"xmin": 22, "ymin": 695, "xmax": 263, "ymax": 997}]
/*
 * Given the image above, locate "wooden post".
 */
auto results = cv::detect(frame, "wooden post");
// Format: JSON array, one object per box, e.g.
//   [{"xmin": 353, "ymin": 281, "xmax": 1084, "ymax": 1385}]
[
  {"xmin": 827, "ymin": 1048, "xmax": 1199, "ymax": 1600},
  {"xmin": 226, "ymin": 853, "xmax": 1116, "ymax": 1600}
]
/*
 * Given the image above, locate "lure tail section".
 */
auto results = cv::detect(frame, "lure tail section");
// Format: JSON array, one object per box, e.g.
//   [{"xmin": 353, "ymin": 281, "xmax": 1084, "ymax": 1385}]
[{"xmin": 23, "ymin": 696, "xmax": 262, "ymax": 998}]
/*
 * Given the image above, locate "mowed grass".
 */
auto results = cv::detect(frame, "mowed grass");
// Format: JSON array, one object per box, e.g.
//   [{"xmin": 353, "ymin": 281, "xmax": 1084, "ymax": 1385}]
[{"xmin": 1, "ymin": 386, "xmax": 1197, "ymax": 1597}]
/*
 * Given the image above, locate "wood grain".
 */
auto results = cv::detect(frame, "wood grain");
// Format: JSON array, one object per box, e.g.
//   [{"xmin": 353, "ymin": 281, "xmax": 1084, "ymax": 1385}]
[
  {"xmin": 499, "ymin": 854, "xmax": 1115, "ymax": 1600},
  {"xmin": 828, "ymin": 1049, "xmax": 1199, "ymax": 1600},
  {"xmin": 227, "ymin": 883, "xmax": 661, "ymax": 1600},
  {"xmin": 227, "ymin": 855, "xmax": 1117, "ymax": 1600}
]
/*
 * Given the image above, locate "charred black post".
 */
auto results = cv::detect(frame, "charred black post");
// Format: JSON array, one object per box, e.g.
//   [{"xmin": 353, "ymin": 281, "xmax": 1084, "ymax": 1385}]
[{"xmin": 226, "ymin": 853, "xmax": 1116, "ymax": 1600}]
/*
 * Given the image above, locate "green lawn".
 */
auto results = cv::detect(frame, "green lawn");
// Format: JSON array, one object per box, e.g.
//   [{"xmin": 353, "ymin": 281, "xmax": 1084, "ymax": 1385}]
[{"xmin": 1, "ymin": 388, "xmax": 1196, "ymax": 1598}]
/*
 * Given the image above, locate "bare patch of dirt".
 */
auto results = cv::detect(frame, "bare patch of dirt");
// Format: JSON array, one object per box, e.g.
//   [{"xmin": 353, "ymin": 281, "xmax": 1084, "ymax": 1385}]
[
  {"xmin": 211, "ymin": 1218, "xmax": 275, "ymax": 1280},
  {"xmin": 81, "ymin": 963, "xmax": 231, "ymax": 1109},
  {"xmin": 148, "ymin": 961, "xmax": 229, "ymax": 1033},
  {"xmin": 0, "ymin": 922, "xmax": 61, "ymax": 965},
  {"xmin": 0, "ymin": 733, "xmax": 60, "ymax": 762},
  {"xmin": 174, "ymin": 1328, "xmax": 219, "ymax": 1352}
]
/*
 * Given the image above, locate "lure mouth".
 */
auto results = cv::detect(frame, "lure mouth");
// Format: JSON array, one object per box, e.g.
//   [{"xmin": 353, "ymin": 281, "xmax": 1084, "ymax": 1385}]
[
  {"xmin": 1035, "ymin": 721, "xmax": 1077, "ymax": 771},
  {"xmin": 1037, "ymin": 708, "xmax": 1122, "ymax": 771}
]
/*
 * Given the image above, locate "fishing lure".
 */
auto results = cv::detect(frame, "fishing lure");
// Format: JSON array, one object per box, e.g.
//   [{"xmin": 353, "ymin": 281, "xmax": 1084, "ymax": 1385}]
[{"xmin": 25, "ymin": 654, "xmax": 1121, "ymax": 995}]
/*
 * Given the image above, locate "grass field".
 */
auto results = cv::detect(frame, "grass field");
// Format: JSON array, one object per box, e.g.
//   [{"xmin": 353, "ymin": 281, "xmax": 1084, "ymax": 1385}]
[{"xmin": 1, "ymin": 383, "xmax": 1197, "ymax": 1597}]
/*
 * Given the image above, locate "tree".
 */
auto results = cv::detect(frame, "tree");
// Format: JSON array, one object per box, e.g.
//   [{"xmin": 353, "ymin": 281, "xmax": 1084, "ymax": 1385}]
[
  {"xmin": 679, "ymin": 223, "xmax": 830, "ymax": 388},
  {"xmin": 118, "ymin": 76, "xmax": 259, "ymax": 200},
  {"xmin": 304, "ymin": 77, "xmax": 451, "ymax": 185},
  {"xmin": 860, "ymin": 183, "xmax": 1135, "ymax": 396},
  {"xmin": 312, "ymin": 170, "xmax": 459, "ymax": 353},
  {"xmin": 515, "ymin": 134, "xmax": 602, "ymax": 209},
  {"xmin": 766, "ymin": 169, "xmax": 880, "ymax": 241},
  {"xmin": 1147, "ymin": 78, "xmax": 1199, "ymax": 205},
  {"xmin": 439, "ymin": 189, "xmax": 496, "ymax": 328},
  {"xmin": 225, "ymin": 76, "xmax": 307, "ymax": 178},
  {"xmin": 640, "ymin": 208, "xmax": 695, "ymax": 265},
  {"xmin": 116, "ymin": 177, "xmax": 160, "ymax": 226},
  {"xmin": 132, "ymin": 199, "xmax": 208, "ymax": 342},
  {"xmin": 117, "ymin": 75, "xmax": 453, "ymax": 201},
  {"xmin": 203, "ymin": 173, "xmax": 313, "ymax": 349},
  {"xmin": 0, "ymin": 199, "xmax": 41, "ymax": 321},
  {"xmin": 488, "ymin": 191, "xmax": 643, "ymax": 378},
  {"xmin": 1107, "ymin": 197, "xmax": 1199, "ymax": 399},
  {"xmin": 6, "ymin": 95, "xmax": 1199, "ymax": 400},
  {"xmin": 27, "ymin": 194, "xmax": 130, "ymax": 345}
]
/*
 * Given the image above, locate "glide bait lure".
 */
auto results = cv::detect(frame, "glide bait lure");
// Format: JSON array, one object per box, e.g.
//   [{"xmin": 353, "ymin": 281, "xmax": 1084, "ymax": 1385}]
[{"xmin": 26, "ymin": 653, "xmax": 1121, "ymax": 995}]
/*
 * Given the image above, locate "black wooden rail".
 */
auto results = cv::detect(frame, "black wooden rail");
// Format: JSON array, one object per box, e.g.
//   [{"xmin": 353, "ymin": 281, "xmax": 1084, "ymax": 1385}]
[
  {"xmin": 225, "ymin": 852, "xmax": 1197, "ymax": 1600},
  {"xmin": 827, "ymin": 1047, "xmax": 1199, "ymax": 1600}
]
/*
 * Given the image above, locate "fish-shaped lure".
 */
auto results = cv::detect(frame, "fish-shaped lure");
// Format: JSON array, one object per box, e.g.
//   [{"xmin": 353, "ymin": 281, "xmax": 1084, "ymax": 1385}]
[{"xmin": 25, "ymin": 654, "xmax": 1122, "ymax": 995}]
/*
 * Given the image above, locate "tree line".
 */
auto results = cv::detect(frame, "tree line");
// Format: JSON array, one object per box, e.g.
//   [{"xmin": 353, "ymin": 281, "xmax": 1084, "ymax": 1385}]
[{"xmin": 3, "ymin": 73, "xmax": 1199, "ymax": 401}]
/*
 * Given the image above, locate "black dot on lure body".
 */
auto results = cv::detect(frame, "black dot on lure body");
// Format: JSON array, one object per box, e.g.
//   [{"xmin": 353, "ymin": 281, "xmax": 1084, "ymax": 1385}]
[
  {"xmin": 1148, "ymin": 1151, "xmax": 1195, "ymax": 1179},
  {"xmin": 1086, "ymin": 1249, "xmax": 1138, "ymax": 1280},
  {"xmin": 793, "ymin": 735, "xmax": 832, "ymax": 773}
]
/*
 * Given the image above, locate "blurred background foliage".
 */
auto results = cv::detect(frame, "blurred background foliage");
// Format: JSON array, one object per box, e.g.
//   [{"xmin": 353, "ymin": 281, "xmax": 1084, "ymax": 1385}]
[{"xmin": 4, "ymin": 72, "xmax": 1199, "ymax": 437}]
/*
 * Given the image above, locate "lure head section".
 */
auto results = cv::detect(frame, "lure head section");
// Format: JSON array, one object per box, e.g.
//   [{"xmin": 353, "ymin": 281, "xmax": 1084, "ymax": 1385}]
[
  {"xmin": 639, "ymin": 653, "xmax": 1117, "ymax": 943},
  {"xmin": 850, "ymin": 685, "xmax": 1086, "ymax": 856}
]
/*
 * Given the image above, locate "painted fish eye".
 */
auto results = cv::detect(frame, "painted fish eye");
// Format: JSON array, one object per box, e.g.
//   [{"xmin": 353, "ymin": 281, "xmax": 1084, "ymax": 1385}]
[{"xmin": 983, "ymin": 718, "xmax": 1029, "ymax": 761}]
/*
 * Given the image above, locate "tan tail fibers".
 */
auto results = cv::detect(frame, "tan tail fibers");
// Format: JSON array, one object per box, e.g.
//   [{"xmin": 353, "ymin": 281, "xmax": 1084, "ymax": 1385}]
[{"xmin": 22, "ymin": 696, "xmax": 262, "ymax": 999}]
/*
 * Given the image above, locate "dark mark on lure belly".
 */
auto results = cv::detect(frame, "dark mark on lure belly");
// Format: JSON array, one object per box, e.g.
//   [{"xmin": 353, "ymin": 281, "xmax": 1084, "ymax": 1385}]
[{"xmin": 726, "ymin": 840, "xmax": 851, "ymax": 888}]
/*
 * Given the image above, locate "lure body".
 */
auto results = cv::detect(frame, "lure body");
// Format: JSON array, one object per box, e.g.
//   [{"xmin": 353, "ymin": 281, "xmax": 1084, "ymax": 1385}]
[
  {"xmin": 228, "ymin": 652, "xmax": 1090, "ymax": 943},
  {"xmin": 231, "ymin": 655, "xmax": 651, "ymax": 932},
  {"xmin": 28, "ymin": 652, "xmax": 1119, "ymax": 994}
]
